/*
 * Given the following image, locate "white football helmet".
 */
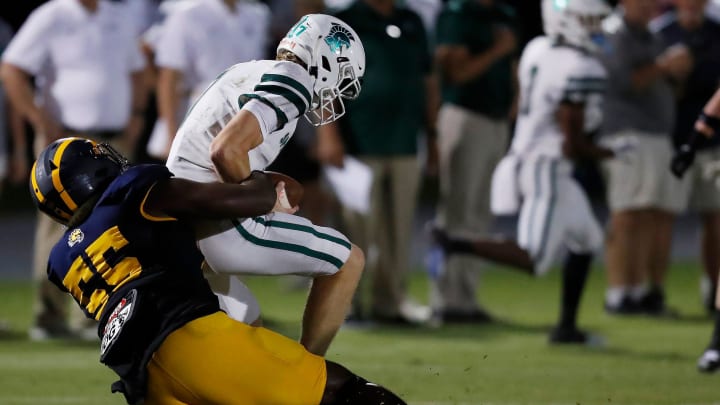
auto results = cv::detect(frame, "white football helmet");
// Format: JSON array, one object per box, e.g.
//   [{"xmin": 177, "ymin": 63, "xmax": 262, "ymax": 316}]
[
  {"xmin": 541, "ymin": 0, "xmax": 612, "ymax": 53},
  {"xmin": 277, "ymin": 14, "xmax": 365, "ymax": 126}
]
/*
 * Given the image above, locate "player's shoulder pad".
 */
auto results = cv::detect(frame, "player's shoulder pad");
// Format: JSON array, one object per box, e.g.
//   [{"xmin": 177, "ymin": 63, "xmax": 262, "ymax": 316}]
[
  {"xmin": 518, "ymin": 35, "xmax": 550, "ymax": 66},
  {"xmin": 259, "ymin": 61, "xmax": 314, "ymax": 101},
  {"xmin": 98, "ymin": 164, "xmax": 173, "ymax": 205}
]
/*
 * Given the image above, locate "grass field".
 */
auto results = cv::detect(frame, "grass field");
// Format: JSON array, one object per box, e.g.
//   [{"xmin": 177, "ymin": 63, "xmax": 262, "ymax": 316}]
[{"xmin": 0, "ymin": 263, "xmax": 718, "ymax": 405}]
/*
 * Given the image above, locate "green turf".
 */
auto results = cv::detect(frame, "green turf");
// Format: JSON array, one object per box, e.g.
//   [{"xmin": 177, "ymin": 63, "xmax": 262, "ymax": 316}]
[{"xmin": 0, "ymin": 263, "xmax": 717, "ymax": 405}]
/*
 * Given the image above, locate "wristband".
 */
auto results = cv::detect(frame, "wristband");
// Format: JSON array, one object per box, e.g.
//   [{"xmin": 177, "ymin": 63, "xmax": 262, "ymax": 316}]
[{"xmin": 699, "ymin": 112, "xmax": 720, "ymax": 136}]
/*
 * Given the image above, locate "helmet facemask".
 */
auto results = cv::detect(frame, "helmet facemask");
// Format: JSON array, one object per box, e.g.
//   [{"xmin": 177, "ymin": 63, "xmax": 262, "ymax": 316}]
[
  {"xmin": 277, "ymin": 15, "xmax": 365, "ymax": 127},
  {"xmin": 305, "ymin": 62, "xmax": 361, "ymax": 126}
]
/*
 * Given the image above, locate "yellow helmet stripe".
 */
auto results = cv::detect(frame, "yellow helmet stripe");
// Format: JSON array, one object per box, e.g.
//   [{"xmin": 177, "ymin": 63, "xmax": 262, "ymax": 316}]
[
  {"xmin": 30, "ymin": 160, "xmax": 45, "ymax": 203},
  {"xmin": 51, "ymin": 139, "xmax": 78, "ymax": 211}
]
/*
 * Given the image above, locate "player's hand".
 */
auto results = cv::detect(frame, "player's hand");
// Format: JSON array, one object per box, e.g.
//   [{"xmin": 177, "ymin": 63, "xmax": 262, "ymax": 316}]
[
  {"xmin": 272, "ymin": 181, "xmax": 299, "ymax": 214},
  {"xmin": 670, "ymin": 143, "xmax": 696, "ymax": 179}
]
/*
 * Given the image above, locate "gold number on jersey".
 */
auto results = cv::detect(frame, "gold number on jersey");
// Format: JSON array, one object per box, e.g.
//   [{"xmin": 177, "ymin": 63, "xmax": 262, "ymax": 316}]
[{"xmin": 62, "ymin": 226, "xmax": 142, "ymax": 320}]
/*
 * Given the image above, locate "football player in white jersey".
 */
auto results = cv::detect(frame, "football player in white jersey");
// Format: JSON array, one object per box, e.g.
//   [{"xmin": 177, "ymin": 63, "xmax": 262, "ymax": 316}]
[
  {"xmin": 166, "ymin": 14, "xmax": 365, "ymax": 357},
  {"xmin": 432, "ymin": 0, "xmax": 628, "ymax": 343}
]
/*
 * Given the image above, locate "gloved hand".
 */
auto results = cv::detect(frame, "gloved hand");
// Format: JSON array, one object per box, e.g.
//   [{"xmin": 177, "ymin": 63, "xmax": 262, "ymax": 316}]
[{"xmin": 670, "ymin": 143, "xmax": 696, "ymax": 179}]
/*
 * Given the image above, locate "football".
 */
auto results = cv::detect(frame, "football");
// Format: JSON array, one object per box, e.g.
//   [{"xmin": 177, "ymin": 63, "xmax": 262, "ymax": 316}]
[{"xmin": 264, "ymin": 171, "xmax": 304, "ymax": 208}]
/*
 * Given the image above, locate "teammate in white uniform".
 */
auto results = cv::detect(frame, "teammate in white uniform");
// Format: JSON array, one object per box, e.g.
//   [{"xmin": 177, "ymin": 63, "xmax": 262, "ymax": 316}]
[
  {"xmin": 432, "ymin": 0, "xmax": 626, "ymax": 343},
  {"xmin": 166, "ymin": 14, "xmax": 366, "ymax": 357}
]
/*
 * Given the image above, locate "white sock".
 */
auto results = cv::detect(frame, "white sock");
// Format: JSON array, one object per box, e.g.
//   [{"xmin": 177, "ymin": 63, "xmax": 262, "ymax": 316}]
[{"xmin": 606, "ymin": 286, "xmax": 628, "ymax": 307}]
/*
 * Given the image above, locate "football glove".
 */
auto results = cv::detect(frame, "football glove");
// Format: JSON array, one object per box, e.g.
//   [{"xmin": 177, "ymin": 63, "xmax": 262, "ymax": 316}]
[{"xmin": 670, "ymin": 143, "xmax": 696, "ymax": 179}]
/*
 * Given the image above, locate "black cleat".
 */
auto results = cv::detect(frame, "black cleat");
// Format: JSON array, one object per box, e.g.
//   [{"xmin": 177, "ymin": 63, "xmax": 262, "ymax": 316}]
[
  {"xmin": 548, "ymin": 326, "xmax": 588, "ymax": 345},
  {"xmin": 698, "ymin": 349, "xmax": 720, "ymax": 373},
  {"xmin": 604, "ymin": 295, "xmax": 641, "ymax": 315}
]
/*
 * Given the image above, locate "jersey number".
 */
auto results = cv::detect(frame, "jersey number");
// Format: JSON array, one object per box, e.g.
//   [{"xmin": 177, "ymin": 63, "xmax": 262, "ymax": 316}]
[
  {"xmin": 519, "ymin": 65, "xmax": 539, "ymax": 116},
  {"xmin": 62, "ymin": 226, "xmax": 142, "ymax": 320}
]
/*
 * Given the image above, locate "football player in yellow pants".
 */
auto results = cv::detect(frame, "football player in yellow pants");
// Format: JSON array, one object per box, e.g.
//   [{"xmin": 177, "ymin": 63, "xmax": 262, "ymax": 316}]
[{"xmin": 29, "ymin": 137, "xmax": 406, "ymax": 404}]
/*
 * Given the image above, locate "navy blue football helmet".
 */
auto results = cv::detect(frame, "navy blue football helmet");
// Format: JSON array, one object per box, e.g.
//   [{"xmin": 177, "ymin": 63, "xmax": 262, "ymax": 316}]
[{"xmin": 30, "ymin": 137, "xmax": 128, "ymax": 224}]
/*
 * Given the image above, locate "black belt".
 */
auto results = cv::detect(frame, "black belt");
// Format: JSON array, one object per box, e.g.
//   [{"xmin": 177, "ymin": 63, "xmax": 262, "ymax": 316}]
[{"xmin": 63, "ymin": 127, "xmax": 123, "ymax": 141}]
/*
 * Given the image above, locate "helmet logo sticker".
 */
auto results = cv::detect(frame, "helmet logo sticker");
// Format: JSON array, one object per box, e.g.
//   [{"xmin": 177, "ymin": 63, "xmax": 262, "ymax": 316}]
[
  {"xmin": 68, "ymin": 228, "xmax": 84, "ymax": 247},
  {"xmin": 324, "ymin": 23, "xmax": 354, "ymax": 54}
]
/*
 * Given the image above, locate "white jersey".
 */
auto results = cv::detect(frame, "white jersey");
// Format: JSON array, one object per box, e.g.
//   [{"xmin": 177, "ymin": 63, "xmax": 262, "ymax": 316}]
[
  {"xmin": 510, "ymin": 36, "xmax": 606, "ymax": 158},
  {"xmin": 167, "ymin": 59, "xmax": 313, "ymax": 183}
]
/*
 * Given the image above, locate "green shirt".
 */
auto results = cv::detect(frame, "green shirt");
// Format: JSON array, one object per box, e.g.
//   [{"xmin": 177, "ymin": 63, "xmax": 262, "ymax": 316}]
[
  {"xmin": 334, "ymin": 1, "xmax": 431, "ymax": 156},
  {"xmin": 436, "ymin": 0, "xmax": 516, "ymax": 118}
]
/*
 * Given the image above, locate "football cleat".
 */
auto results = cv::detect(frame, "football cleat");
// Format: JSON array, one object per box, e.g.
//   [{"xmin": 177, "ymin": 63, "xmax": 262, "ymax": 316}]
[{"xmin": 698, "ymin": 349, "xmax": 720, "ymax": 373}]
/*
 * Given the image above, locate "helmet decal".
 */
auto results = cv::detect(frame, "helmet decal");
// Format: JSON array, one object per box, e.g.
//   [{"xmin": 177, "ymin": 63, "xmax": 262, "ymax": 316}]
[
  {"xmin": 324, "ymin": 23, "xmax": 354, "ymax": 54},
  {"xmin": 287, "ymin": 15, "xmax": 310, "ymax": 38}
]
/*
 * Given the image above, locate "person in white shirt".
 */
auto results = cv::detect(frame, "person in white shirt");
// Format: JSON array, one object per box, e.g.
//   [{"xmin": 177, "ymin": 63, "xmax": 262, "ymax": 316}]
[
  {"xmin": 0, "ymin": 0, "xmax": 147, "ymax": 340},
  {"xmin": 153, "ymin": 0, "xmax": 270, "ymax": 159}
]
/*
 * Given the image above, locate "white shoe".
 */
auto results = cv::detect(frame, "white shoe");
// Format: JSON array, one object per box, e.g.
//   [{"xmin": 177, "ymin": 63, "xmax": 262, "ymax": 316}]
[
  {"xmin": 698, "ymin": 349, "xmax": 720, "ymax": 373},
  {"xmin": 398, "ymin": 299, "xmax": 432, "ymax": 324}
]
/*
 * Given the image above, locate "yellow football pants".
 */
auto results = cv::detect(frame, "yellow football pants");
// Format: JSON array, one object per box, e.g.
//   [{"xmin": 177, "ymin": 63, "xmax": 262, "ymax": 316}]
[{"xmin": 145, "ymin": 312, "xmax": 326, "ymax": 405}]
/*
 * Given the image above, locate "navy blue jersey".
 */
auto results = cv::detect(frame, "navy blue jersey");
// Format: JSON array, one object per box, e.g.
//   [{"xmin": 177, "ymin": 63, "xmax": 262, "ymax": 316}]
[{"xmin": 46, "ymin": 164, "xmax": 219, "ymax": 404}]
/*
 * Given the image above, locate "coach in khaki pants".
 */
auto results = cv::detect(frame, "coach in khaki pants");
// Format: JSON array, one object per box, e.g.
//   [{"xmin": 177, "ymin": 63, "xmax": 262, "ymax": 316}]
[
  {"xmin": 430, "ymin": 0, "xmax": 517, "ymax": 322},
  {"xmin": 0, "ymin": 0, "xmax": 146, "ymax": 339},
  {"xmin": 318, "ymin": 0, "xmax": 438, "ymax": 324},
  {"xmin": 599, "ymin": 0, "xmax": 691, "ymax": 315}
]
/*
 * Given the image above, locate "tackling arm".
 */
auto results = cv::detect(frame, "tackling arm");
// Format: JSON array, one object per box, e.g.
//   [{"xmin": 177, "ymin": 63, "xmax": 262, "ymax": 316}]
[{"xmin": 144, "ymin": 170, "xmax": 276, "ymax": 220}]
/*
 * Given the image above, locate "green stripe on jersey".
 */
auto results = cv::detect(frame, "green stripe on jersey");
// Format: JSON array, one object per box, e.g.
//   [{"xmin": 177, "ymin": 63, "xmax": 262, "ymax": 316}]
[
  {"xmin": 252, "ymin": 217, "xmax": 351, "ymax": 249},
  {"xmin": 238, "ymin": 94, "xmax": 289, "ymax": 128},
  {"xmin": 261, "ymin": 74, "xmax": 312, "ymax": 107},
  {"xmin": 232, "ymin": 219, "xmax": 344, "ymax": 269},
  {"xmin": 254, "ymin": 84, "xmax": 308, "ymax": 115}
]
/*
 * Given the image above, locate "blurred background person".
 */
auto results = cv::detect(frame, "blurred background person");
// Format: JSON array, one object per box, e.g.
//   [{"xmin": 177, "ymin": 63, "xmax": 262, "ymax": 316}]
[
  {"xmin": 430, "ymin": 0, "xmax": 517, "ymax": 324},
  {"xmin": 152, "ymin": 0, "xmax": 270, "ymax": 160},
  {"xmin": 654, "ymin": 0, "xmax": 720, "ymax": 313},
  {"xmin": 0, "ymin": 0, "xmax": 147, "ymax": 340},
  {"xmin": 599, "ymin": 0, "xmax": 692, "ymax": 315},
  {"xmin": 318, "ymin": 0, "xmax": 438, "ymax": 325},
  {"xmin": 0, "ymin": 16, "xmax": 24, "ymax": 336}
]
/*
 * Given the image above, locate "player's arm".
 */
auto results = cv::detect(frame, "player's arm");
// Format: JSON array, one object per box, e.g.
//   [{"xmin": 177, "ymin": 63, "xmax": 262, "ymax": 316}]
[
  {"xmin": 209, "ymin": 109, "xmax": 264, "ymax": 183},
  {"xmin": 670, "ymin": 86, "xmax": 720, "ymax": 178},
  {"xmin": 696, "ymin": 88, "xmax": 720, "ymax": 138},
  {"xmin": 144, "ymin": 170, "xmax": 276, "ymax": 219},
  {"xmin": 558, "ymin": 102, "xmax": 613, "ymax": 161}
]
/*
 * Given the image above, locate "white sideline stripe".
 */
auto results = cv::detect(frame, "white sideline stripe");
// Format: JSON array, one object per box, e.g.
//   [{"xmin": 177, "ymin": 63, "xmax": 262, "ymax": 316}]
[
  {"xmin": 413, "ymin": 401, "xmax": 720, "ymax": 405},
  {"xmin": 2, "ymin": 397, "xmax": 95, "ymax": 403}
]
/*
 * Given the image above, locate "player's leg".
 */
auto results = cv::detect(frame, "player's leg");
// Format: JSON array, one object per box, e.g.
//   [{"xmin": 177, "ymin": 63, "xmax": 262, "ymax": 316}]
[
  {"xmin": 698, "ymin": 278, "xmax": 720, "ymax": 372},
  {"xmin": 146, "ymin": 312, "xmax": 328, "ymax": 404},
  {"xmin": 549, "ymin": 177, "xmax": 603, "ymax": 344},
  {"xmin": 700, "ymin": 212, "xmax": 720, "ymax": 311},
  {"xmin": 196, "ymin": 213, "xmax": 361, "ymax": 356},
  {"xmin": 146, "ymin": 312, "xmax": 405, "ymax": 404},
  {"xmin": 202, "ymin": 266, "xmax": 261, "ymax": 325}
]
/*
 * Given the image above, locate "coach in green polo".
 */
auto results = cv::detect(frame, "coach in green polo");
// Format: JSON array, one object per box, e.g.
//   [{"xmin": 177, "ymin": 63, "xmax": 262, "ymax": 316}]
[
  {"xmin": 431, "ymin": 0, "xmax": 517, "ymax": 323},
  {"xmin": 318, "ymin": 0, "xmax": 437, "ymax": 324}
]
